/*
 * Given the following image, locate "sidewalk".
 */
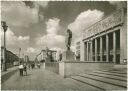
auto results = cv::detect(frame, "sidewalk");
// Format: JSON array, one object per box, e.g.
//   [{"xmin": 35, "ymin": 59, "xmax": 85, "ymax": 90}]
[
  {"xmin": 2, "ymin": 66, "xmax": 100, "ymax": 91},
  {"xmin": 1, "ymin": 66, "xmax": 18, "ymax": 84},
  {"xmin": 1, "ymin": 66, "xmax": 18, "ymax": 76}
]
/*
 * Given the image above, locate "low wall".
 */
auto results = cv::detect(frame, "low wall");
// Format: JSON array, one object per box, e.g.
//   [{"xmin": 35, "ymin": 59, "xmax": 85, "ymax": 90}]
[
  {"xmin": 45, "ymin": 62, "xmax": 59, "ymax": 74},
  {"xmin": 64, "ymin": 62, "xmax": 114, "ymax": 77},
  {"xmin": 44, "ymin": 62, "xmax": 115, "ymax": 78}
]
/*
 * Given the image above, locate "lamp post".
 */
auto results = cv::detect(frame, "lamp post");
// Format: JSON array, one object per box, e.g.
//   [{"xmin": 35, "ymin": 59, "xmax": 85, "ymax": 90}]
[
  {"xmin": 19, "ymin": 48, "xmax": 21, "ymax": 63},
  {"xmin": 1, "ymin": 21, "xmax": 8, "ymax": 71}
]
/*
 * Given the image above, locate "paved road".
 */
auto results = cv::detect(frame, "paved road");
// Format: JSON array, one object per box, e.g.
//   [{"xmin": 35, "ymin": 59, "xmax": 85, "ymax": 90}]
[{"xmin": 2, "ymin": 67, "xmax": 100, "ymax": 91}]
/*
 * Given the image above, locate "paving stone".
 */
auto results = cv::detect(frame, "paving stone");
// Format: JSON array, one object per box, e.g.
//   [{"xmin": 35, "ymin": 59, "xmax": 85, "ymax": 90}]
[{"xmin": 1, "ymin": 67, "xmax": 100, "ymax": 91}]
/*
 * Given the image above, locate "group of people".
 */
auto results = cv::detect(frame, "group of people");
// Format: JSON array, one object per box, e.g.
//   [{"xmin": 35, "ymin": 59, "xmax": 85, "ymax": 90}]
[
  {"xmin": 30, "ymin": 63, "xmax": 40, "ymax": 69},
  {"xmin": 18, "ymin": 62, "xmax": 27, "ymax": 76},
  {"xmin": 19, "ymin": 62, "xmax": 41, "ymax": 76}
]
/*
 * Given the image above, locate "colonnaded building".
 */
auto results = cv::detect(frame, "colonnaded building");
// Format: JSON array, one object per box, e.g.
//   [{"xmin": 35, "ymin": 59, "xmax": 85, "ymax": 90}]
[{"xmin": 79, "ymin": 8, "xmax": 127, "ymax": 64}]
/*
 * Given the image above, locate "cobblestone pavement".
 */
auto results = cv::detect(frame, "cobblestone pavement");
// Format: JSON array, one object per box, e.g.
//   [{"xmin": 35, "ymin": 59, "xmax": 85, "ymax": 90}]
[{"xmin": 1, "ymin": 67, "xmax": 101, "ymax": 91}]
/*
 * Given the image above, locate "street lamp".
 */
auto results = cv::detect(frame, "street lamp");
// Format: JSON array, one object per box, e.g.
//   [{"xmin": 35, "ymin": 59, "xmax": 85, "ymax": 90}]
[
  {"xmin": 19, "ymin": 48, "xmax": 21, "ymax": 64},
  {"xmin": 1, "ymin": 21, "xmax": 8, "ymax": 71}
]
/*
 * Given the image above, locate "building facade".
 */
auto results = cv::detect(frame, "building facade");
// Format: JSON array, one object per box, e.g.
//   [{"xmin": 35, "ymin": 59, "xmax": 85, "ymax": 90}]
[
  {"xmin": 1, "ymin": 47, "xmax": 19, "ymax": 69},
  {"xmin": 42, "ymin": 51, "xmax": 47, "ymax": 60},
  {"xmin": 36, "ymin": 49, "xmax": 57, "ymax": 62},
  {"xmin": 52, "ymin": 51, "xmax": 57, "ymax": 61},
  {"xmin": 80, "ymin": 8, "xmax": 127, "ymax": 64},
  {"xmin": 36, "ymin": 50, "xmax": 47, "ymax": 61},
  {"xmin": 24, "ymin": 55, "xmax": 29, "ymax": 63}
]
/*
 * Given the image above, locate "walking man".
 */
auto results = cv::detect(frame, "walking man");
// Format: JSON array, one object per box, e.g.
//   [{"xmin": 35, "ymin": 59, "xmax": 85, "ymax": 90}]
[
  {"xmin": 19, "ymin": 62, "xmax": 24, "ymax": 76},
  {"xmin": 23, "ymin": 63, "xmax": 27, "ymax": 76}
]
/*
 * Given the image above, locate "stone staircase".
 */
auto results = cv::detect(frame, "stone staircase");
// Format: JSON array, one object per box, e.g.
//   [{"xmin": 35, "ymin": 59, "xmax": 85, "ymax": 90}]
[{"xmin": 70, "ymin": 68, "xmax": 127, "ymax": 91}]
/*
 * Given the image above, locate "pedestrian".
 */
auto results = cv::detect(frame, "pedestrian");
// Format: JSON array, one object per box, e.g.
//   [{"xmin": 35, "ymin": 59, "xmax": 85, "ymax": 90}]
[
  {"xmin": 31, "ymin": 63, "xmax": 34, "ymax": 69},
  {"xmin": 28, "ymin": 63, "xmax": 31, "ymax": 70},
  {"xmin": 23, "ymin": 63, "xmax": 27, "ymax": 76},
  {"xmin": 37, "ymin": 63, "xmax": 41, "ymax": 69},
  {"xmin": 59, "ymin": 53, "xmax": 62, "ymax": 61},
  {"xmin": 18, "ymin": 62, "xmax": 24, "ymax": 76},
  {"xmin": 31, "ymin": 63, "xmax": 33, "ymax": 69},
  {"xmin": 33, "ymin": 63, "xmax": 35, "ymax": 68}
]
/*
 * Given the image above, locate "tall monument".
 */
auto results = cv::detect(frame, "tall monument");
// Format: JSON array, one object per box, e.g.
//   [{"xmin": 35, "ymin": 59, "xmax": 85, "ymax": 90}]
[
  {"xmin": 65, "ymin": 29, "xmax": 72, "ymax": 51},
  {"xmin": 62, "ymin": 29, "xmax": 75, "ymax": 61}
]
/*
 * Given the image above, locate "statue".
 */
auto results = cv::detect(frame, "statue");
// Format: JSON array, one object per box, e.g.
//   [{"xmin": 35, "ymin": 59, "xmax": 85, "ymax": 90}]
[
  {"xmin": 65, "ymin": 29, "xmax": 72, "ymax": 50},
  {"xmin": 61, "ymin": 29, "xmax": 75, "ymax": 61}
]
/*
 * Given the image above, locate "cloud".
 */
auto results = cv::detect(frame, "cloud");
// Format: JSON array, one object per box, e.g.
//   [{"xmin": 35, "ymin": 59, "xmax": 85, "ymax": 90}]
[
  {"xmin": 26, "ymin": 47, "xmax": 35, "ymax": 53},
  {"xmin": 1, "ymin": 28, "xmax": 30, "ymax": 48},
  {"xmin": 36, "ymin": 18, "xmax": 65, "ymax": 50},
  {"xmin": 25, "ymin": 47, "xmax": 43, "ymax": 60},
  {"xmin": 1, "ymin": 1, "xmax": 43, "ymax": 27},
  {"xmin": 46, "ymin": 18, "xmax": 60, "ymax": 34},
  {"xmin": 68, "ymin": 9, "xmax": 104, "ymax": 39},
  {"xmin": 36, "ymin": 34, "xmax": 65, "ymax": 49},
  {"xmin": 50, "ymin": 47, "xmax": 63, "ymax": 52}
]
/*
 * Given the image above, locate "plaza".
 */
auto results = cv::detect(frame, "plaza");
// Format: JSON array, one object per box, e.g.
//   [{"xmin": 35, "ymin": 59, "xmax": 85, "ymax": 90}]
[{"xmin": 1, "ymin": 1, "xmax": 127, "ymax": 91}]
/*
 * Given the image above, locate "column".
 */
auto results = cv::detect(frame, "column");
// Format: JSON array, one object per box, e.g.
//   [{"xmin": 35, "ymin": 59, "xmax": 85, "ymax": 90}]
[
  {"xmin": 90, "ymin": 41, "xmax": 93, "ymax": 61},
  {"xmin": 95, "ymin": 39, "xmax": 97, "ymax": 62},
  {"xmin": 100, "ymin": 37, "xmax": 103, "ymax": 61},
  {"xmin": 80, "ymin": 41, "xmax": 85, "ymax": 61},
  {"xmin": 84, "ymin": 42, "xmax": 87, "ymax": 61},
  {"xmin": 113, "ymin": 32, "xmax": 116, "ymax": 63},
  {"xmin": 87, "ymin": 42, "xmax": 89, "ymax": 61},
  {"xmin": 106, "ymin": 34, "xmax": 109, "ymax": 62}
]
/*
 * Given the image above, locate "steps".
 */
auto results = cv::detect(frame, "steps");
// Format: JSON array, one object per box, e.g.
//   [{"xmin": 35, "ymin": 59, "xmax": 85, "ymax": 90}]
[
  {"xmin": 70, "ymin": 69, "xmax": 127, "ymax": 90},
  {"xmin": 93, "ymin": 71, "xmax": 126, "ymax": 78}
]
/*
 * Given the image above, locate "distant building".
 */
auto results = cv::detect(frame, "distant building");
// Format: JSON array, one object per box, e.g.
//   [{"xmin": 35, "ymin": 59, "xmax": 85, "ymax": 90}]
[
  {"xmin": 41, "ymin": 51, "xmax": 47, "ymax": 61},
  {"xmin": 46, "ymin": 50, "xmax": 57, "ymax": 62},
  {"xmin": 80, "ymin": 8, "xmax": 127, "ymax": 64},
  {"xmin": 1, "ymin": 46, "xmax": 4, "ymax": 62},
  {"xmin": 1, "ymin": 47, "xmax": 19, "ymax": 68},
  {"xmin": 36, "ymin": 49, "xmax": 57, "ymax": 62},
  {"xmin": 52, "ymin": 51, "xmax": 57, "ymax": 61},
  {"xmin": 24, "ymin": 55, "xmax": 29, "ymax": 63}
]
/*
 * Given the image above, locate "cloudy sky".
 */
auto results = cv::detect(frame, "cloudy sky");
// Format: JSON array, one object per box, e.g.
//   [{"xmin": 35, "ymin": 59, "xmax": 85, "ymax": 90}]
[{"xmin": 1, "ymin": 1, "xmax": 125, "ymax": 60}]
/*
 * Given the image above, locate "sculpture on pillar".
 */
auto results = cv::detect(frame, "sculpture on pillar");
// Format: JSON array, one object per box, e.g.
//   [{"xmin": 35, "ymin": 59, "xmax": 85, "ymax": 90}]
[
  {"xmin": 61, "ymin": 29, "xmax": 75, "ymax": 61},
  {"xmin": 62, "ymin": 29, "xmax": 75, "ymax": 61},
  {"xmin": 65, "ymin": 29, "xmax": 72, "ymax": 50}
]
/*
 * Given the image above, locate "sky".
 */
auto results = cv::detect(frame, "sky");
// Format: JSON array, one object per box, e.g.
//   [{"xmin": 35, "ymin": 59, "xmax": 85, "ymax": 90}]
[{"xmin": 1, "ymin": 1, "xmax": 126, "ymax": 60}]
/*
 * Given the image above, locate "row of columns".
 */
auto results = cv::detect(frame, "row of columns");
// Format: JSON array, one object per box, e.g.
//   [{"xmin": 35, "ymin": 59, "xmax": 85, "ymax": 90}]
[{"xmin": 85, "ymin": 31, "xmax": 117, "ymax": 63}]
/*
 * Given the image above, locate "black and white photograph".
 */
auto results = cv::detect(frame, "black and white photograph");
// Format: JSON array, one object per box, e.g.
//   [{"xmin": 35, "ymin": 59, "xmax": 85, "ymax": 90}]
[{"xmin": 1, "ymin": 1, "xmax": 127, "ymax": 91}]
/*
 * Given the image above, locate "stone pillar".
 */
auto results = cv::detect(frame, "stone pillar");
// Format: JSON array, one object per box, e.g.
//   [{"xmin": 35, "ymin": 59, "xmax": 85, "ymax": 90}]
[
  {"xmin": 90, "ymin": 41, "xmax": 93, "ymax": 61},
  {"xmin": 80, "ymin": 41, "xmax": 85, "ymax": 61},
  {"xmin": 120, "ymin": 11, "xmax": 127, "ymax": 64},
  {"xmin": 106, "ymin": 34, "xmax": 109, "ymax": 62},
  {"xmin": 100, "ymin": 37, "xmax": 103, "ymax": 62},
  {"xmin": 113, "ymin": 32, "xmax": 116, "ymax": 63},
  {"xmin": 87, "ymin": 42, "xmax": 89, "ymax": 61},
  {"xmin": 95, "ymin": 39, "xmax": 97, "ymax": 62},
  {"xmin": 84, "ymin": 42, "xmax": 87, "ymax": 61}
]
